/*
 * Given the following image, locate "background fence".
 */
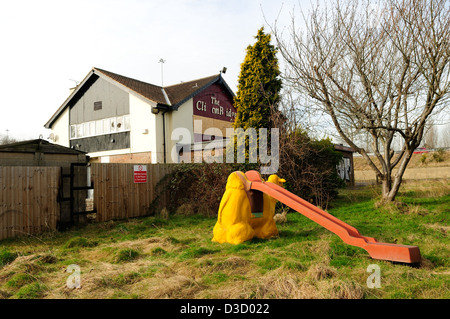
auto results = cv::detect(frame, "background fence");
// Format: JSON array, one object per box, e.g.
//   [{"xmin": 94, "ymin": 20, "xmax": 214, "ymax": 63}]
[
  {"xmin": 91, "ymin": 163, "xmax": 176, "ymax": 222},
  {"xmin": 0, "ymin": 166, "xmax": 60, "ymax": 240}
]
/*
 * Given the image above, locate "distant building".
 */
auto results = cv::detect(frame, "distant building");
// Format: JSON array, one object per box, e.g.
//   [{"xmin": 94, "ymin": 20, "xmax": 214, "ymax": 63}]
[
  {"xmin": 44, "ymin": 68, "xmax": 236, "ymax": 163},
  {"xmin": 334, "ymin": 144, "xmax": 355, "ymax": 186}
]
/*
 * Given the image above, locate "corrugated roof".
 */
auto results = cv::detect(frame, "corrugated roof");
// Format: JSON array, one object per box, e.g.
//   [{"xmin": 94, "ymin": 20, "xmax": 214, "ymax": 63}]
[
  {"xmin": 0, "ymin": 139, "xmax": 86, "ymax": 155},
  {"xmin": 334, "ymin": 144, "xmax": 355, "ymax": 153}
]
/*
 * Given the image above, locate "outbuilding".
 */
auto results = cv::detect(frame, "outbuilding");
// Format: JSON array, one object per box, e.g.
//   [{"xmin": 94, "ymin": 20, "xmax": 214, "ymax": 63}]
[
  {"xmin": 334, "ymin": 144, "xmax": 355, "ymax": 186},
  {"xmin": 0, "ymin": 138, "xmax": 90, "ymax": 228}
]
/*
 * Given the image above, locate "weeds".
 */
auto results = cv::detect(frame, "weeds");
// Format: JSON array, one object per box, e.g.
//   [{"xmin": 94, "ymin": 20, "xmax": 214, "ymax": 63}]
[
  {"xmin": 15, "ymin": 282, "xmax": 48, "ymax": 299},
  {"xmin": 116, "ymin": 249, "xmax": 140, "ymax": 262},
  {"xmin": 6, "ymin": 273, "xmax": 36, "ymax": 288},
  {"xmin": 432, "ymin": 149, "xmax": 445, "ymax": 163},
  {"xmin": 0, "ymin": 248, "xmax": 18, "ymax": 267},
  {"xmin": 63, "ymin": 237, "xmax": 98, "ymax": 249},
  {"xmin": 0, "ymin": 180, "xmax": 448, "ymax": 299}
]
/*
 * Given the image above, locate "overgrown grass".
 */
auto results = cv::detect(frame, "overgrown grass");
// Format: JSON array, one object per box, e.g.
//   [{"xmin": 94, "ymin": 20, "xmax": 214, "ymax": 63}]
[{"xmin": 0, "ymin": 180, "xmax": 448, "ymax": 299}]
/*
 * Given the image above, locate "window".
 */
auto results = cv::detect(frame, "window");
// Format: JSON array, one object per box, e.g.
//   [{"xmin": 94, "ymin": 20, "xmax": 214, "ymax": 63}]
[
  {"xmin": 94, "ymin": 101, "xmax": 102, "ymax": 111},
  {"xmin": 76, "ymin": 124, "xmax": 83, "ymax": 138},
  {"xmin": 70, "ymin": 125, "xmax": 76, "ymax": 139},
  {"xmin": 70, "ymin": 115, "xmax": 131, "ymax": 139},
  {"xmin": 123, "ymin": 115, "xmax": 130, "ymax": 130},
  {"xmin": 89, "ymin": 121, "xmax": 96, "ymax": 136},
  {"xmin": 103, "ymin": 118, "xmax": 111, "ymax": 134},
  {"xmin": 96, "ymin": 120, "xmax": 103, "ymax": 135},
  {"xmin": 110, "ymin": 118, "xmax": 116, "ymax": 133},
  {"xmin": 83, "ymin": 123, "xmax": 89, "ymax": 137}
]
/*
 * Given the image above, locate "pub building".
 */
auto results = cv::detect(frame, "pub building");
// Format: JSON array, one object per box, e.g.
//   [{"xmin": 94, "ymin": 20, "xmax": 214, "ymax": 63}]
[{"xmin": 45, "ymin": 67, "xmax": 236, "ymax": 163}]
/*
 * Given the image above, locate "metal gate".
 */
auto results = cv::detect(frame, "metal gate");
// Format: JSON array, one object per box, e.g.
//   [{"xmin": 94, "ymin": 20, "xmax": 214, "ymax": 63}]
[{"xmin": 59, "ymin": 162, "xmax": 95, "ymax": 227}]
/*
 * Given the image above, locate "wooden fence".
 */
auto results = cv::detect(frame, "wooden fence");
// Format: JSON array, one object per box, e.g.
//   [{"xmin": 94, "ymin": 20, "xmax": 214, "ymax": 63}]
[
  {"xmin": 0, "ymin": 166, "xmax": 60, "ymax": 240},
  {"xmin": 91, "ymin": 163, "xmax": 176, "ymax": 222}
]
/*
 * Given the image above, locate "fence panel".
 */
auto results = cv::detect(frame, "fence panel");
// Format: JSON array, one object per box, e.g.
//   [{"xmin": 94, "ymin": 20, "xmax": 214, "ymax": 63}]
[
  {"xmin": 0, "ymin": 166, "xmax": 60, "ymax": 240},
  {"xmin": 91, "ymin": 163, "xmax": 175, "ymax": 222}
]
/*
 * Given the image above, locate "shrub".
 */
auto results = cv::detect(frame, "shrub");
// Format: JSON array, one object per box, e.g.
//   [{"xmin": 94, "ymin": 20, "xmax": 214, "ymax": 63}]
[
  {"xmin": 432, "ymin": 149, "xmax": 445, "ymax": 163},
  {"xmin": 152, "ymin": 162, "xmax": 259, "ymax": 217},
  {"xmin": 152, "ymin": 129, "xmax": 343, "ymax": 214},
  {"xmin": 420, "ymin": 154, "xmax": 428, "ymax": 164},
  {"xmin": 277, "ymin": 129, "xmax": 344, "ymax": 209}
]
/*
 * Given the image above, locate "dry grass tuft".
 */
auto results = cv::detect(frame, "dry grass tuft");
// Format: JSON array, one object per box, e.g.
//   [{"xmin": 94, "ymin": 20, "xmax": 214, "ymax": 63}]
[
  {"xmin": 423, "ymin": 224, "xmax": 450, "ymax": 236},
  {"xmin": 307, "ymin": 263, "xmax": 337, "ymax": 281},
  {"xmin": 252, "ymin": 273, "xmax": 304, "ymax": 298},
  {"xmin": 403, "ymin": 179, "xmax": 450, "ymax": 198},
  {"xmin": 308, "ymin": 240, "xmax": 331, "ymax": 263},
  {"xmin": 159, "ymin": 207, "xmax": 170, "ymax": 220},
  {"xmin": 0, "ymin": 255, "xmax": 45, "ymax": 276},
  {"xmin": 216, "ymin": 256, "xmax": 249, "ymax": 269},
  {"xmin": 141, "ymin": 274, "xmax": 203, "ymax": 298},
  {"xmin": 232, "ymin": 269, "xmax": 364, "ymax": 299},
  {"xmin": 375, "ymin": 200, "xmax": 430, "ymax": 215},
  {"xmin": 419, "ymin": 257, "xmax": 435, "ymax": 270},
  {"xmin": 36, "ymin": 254, "xmax": 58, "ymax": 264},
  {"xmin": 324, "ymin": 280, "xmax": 365, "ymax": 299},
  {"xmin": 0, "ymin": 289, "xmax": 11, "ymax": 299}
]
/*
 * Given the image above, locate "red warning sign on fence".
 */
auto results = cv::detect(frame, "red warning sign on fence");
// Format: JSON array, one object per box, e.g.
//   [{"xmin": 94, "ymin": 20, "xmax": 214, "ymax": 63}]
[{"xmin": 134, "ymin": 165, "xmax": 147, "ymax": 183}]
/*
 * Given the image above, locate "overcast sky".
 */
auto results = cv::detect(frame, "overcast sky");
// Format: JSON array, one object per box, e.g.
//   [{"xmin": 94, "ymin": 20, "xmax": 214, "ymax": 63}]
[{"xmin": 0, "ymin": 0, "xmax": 311, "ymax": 140}]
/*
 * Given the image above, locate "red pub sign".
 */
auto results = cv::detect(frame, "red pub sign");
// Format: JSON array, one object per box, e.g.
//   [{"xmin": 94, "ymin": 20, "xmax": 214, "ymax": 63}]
[
  {"xmin": 133, "ymin": 165, "xmax": 147, "ymax": 183},
  {"xmin": 193, "ymin": 83, "xmax": 236, "ymax": 122}
]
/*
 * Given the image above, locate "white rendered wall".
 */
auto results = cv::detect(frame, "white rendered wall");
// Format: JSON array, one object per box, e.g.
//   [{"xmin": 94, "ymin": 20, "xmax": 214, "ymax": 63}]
[
  {"xmin": 129, "ymin": 94, "xmax": 158, "ymax": 163},
  {"xmin": 51, "ymin": 107, "xmax": 70, "ymax": 147},
  {"xmin": 166, "ymin": 99, "xmax": 194, "ymax": 163}
]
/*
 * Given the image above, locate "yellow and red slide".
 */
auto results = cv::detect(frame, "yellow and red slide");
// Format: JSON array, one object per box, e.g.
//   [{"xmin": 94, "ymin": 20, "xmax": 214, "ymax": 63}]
[{"xmin": 245, "ymin": 170, "xmax": 421, "ymax": 264}]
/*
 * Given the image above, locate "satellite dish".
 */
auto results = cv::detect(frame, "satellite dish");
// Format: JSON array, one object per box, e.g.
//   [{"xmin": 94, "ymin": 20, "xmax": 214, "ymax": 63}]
[{"xmin": 48, "ymin": 133, "xmax": 58, "ymax": 142}]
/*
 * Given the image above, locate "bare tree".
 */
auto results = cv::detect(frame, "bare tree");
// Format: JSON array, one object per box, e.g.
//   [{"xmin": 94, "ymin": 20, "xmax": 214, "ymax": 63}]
[
  {"xmin": 273, "ymin": 0, "xmax": 450, "ymax": 202},
  {"xmin": 441, "ymin": 123, "xmax": 450, "ymax": 148},
  {"xmin": 422, "ymin": 120, "xmax": 439, "ymax": 149},
  {"xmin": 0, "ymin": 134, "xmax": 18, "ymax": 145}
]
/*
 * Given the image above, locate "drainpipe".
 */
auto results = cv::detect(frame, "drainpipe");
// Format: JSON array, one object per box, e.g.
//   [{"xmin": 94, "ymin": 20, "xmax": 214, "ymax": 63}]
[
  {"xmin": 152, "ymin": 104, "xmax": 171, "ymax": 163},
  {"xmin": 162, "ymin": 110, "xmax": 167, "ymax": 163}
]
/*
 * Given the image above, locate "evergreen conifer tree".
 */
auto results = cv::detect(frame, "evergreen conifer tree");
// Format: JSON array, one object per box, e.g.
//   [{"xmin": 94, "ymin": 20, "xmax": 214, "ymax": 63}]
[{"xmin": 233, "ymin": 27, "xmax": 282, "ymax": 131}]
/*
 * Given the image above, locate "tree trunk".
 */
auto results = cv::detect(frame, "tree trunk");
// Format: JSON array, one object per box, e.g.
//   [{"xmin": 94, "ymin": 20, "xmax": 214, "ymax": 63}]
[
  {"xmin": 387, "ymin": 174, "xmax": 404, "ymax": 202},
  {"xmin": 381, "ymin": 176, "xmax": 392, "ymax": 202},
  {"xmin": 380, "ymin": 149, "xmax": 415, "ymax": 202}
]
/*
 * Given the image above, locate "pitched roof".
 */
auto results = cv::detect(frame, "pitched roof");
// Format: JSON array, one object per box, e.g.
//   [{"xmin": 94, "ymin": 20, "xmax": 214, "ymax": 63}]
[
  {"xmin": 94, "ymin": 68, "xmax": 167, "ymax": 104},
  {"xmin": 164, "ymin": 74, "xmax": 221, "ymax": 107},
  {"xmin": 0, "ymin": 139, "xmax": 86, "ymax": 155},
  {"xmin": 45, "ymin": 68, "xmax": 233, "ymax": 128}
]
